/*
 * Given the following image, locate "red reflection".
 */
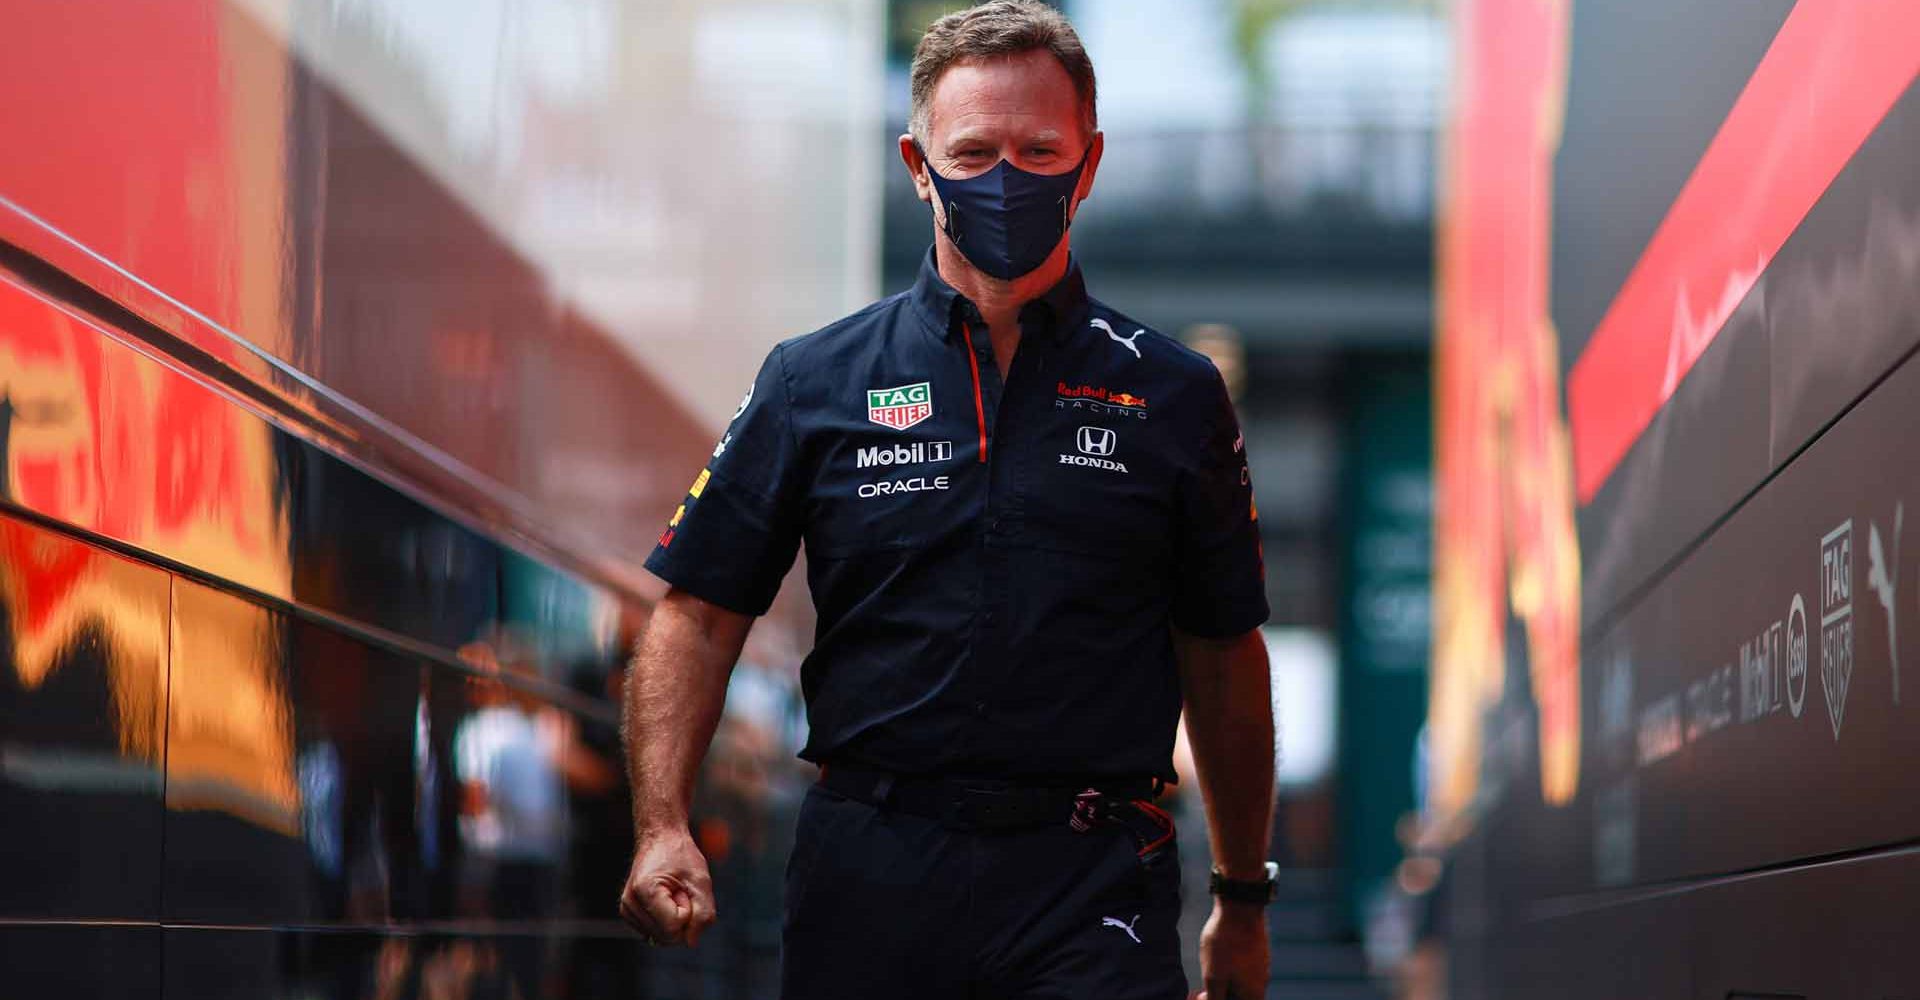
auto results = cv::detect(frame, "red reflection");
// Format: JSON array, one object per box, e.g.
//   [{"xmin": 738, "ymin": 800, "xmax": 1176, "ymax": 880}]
[
  {"xmin": 0, "ymin": 517, "xmax": 168, "ymax": 761},
  {"xmin": 1432, "ymin": 0, "xmax": 1582, "ymax": 821},
  {"xmin": 0, "ymin": 0, "xmax": 274, "ymax": 359},
  {"xmin": 0, "ymin": 270, "xmax": 293, "ymax": 829},
  {"xmin": 1567, "ymin": 0, "xmax": 1920, "ymax": 500},
  {"xmin": 0, "ymin": 277, "xmax": 287, "ymax": 596}
]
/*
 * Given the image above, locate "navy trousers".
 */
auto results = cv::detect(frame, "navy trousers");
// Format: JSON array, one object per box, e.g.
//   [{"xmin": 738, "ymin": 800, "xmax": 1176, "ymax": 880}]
[{"xmin": 779, "ymin": 783, "xmax": 1187, "ymax": 999}]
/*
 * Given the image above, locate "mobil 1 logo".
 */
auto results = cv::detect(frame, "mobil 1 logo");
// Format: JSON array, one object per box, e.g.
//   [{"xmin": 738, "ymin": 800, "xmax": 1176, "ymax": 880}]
[
  {"xmin": 1820, "ymin": 520, "xmax": 1854, "ymax": 740},
  {"xmin": 856, "ymin": 440, "xmax": 952, "ymax": 469},
  {"xmin": 1737, "ymin": 593, "xmax": 1811, "ymax": 725}
]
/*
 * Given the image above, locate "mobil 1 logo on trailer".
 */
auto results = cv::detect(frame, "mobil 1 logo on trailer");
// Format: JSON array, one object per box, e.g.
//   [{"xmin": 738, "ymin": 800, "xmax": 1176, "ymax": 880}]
[{"xmin": 868, "ymin": 382, "xmax": 933, "ymax": 431}]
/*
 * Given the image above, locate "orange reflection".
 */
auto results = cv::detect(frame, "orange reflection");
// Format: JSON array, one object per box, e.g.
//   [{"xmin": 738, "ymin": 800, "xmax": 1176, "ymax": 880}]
[
  {"xmin": 0, "ymin": 519, "xmax": 167, "ymax": 762},
  {"xmin": 167, "ymin": 579, "xmax": 297, "ymax": 836},
  {"xmin": 1431, "ymin": 0, "xmax": 1582, "ymax": 825},
  {"xmin": 0, "ymin": 265, "xmax": 295, "ymax": 833},
  {"xmin": 0, "ymin": 278, "xmax": 289, "ymax": 597}
]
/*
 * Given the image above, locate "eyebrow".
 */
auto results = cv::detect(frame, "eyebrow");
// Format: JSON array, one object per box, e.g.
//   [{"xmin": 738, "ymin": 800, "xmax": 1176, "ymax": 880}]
[{"xmin": 944, "ymin": 127, "xmax": 1068, "ymax": 150}]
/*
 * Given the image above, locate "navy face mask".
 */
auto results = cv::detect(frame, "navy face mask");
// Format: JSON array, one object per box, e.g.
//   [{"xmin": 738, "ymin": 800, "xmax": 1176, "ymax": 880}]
[{"xmin": 921, "ymin": 144, "xmax": 1090, "ymax": 280}]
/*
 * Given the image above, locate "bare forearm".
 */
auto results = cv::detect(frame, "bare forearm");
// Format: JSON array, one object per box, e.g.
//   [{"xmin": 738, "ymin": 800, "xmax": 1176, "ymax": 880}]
[
  {"xmin": 1177, "ymin": 628, "xmax": 1275, "ymax": 878},
  {"xmin": 622, "ymin": 589, "xmax": 752, "ymax": 837}
]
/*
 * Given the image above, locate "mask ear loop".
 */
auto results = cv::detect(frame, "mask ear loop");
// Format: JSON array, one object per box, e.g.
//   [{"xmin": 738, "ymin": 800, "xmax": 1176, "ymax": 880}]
[
  {"xmin": 1057, "ymin": 139, "xmax": 1096, "ymax": 238},
  {"xmin": 913, "ymin": 140, "xmax": 965, "ymax": 246}
]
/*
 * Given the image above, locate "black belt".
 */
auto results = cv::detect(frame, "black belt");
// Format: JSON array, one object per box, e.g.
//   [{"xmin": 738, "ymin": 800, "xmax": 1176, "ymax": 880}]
[{"xmin": 818, "ymin": 763, "xmax": 1159, "ymax": 832}]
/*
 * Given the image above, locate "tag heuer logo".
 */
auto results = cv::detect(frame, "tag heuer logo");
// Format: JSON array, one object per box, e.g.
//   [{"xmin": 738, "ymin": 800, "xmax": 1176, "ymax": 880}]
[{"xmin": 867, "ymin": 382, "xmax": 933, "ymax": 431}]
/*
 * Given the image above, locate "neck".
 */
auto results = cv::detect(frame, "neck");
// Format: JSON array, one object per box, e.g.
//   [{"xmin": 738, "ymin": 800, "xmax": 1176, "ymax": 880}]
[{"xmin": 933, "ymin": 236, "xmax": 1071, "ymax": 334}]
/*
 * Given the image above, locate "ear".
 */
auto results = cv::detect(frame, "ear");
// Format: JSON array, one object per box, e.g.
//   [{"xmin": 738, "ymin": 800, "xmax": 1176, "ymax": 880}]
[
  {"xmin": 899, "ymin": 134, "xmax": 934, "ymax": 206},
  {"xmin": 1072, "ymin": 131, "xmax": 1104, "ymax": 210}
]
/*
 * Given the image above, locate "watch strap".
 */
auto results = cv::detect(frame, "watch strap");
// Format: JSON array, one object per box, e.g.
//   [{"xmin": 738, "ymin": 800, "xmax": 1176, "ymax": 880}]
[{"xmin": 1208, "ymin": 861, "xmax": 1278, "ymax": 905}]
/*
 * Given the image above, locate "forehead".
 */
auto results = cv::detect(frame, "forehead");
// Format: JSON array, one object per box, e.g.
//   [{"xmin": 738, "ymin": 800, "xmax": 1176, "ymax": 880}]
[{"xmin": 926, "ymin": 48, "xmax": 1083, "ymax": 142}]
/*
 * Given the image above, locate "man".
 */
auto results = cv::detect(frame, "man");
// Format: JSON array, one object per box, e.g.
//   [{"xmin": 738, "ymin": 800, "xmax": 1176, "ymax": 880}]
[{"xmin": 620, "ymin": 3, "xmax": 1276, "ymax": 997}]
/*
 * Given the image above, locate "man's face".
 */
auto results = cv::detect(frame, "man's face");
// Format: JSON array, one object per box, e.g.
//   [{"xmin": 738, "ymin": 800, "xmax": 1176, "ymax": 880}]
[{"xmin": 903, "ymin": 48, "xmax": 1102, "ymax": 242}]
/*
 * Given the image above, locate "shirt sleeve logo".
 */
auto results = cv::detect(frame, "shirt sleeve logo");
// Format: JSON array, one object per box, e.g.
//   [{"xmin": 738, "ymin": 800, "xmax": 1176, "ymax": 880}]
[{"xmin": 866, "ymin": 381, "xmax": 934, "ymax": 431}]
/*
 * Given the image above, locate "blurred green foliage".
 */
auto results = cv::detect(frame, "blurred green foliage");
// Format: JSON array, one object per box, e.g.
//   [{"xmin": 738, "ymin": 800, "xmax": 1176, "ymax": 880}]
[{"xmin": 1230, "ymin": 0, "xmax": 1438, "ymax": 118}]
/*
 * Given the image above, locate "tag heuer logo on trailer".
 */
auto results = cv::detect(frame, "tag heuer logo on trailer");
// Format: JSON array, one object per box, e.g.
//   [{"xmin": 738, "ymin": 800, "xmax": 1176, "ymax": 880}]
[{"xmin": 867, "ymin": 382, "xmax": 934, "ymax": 431}]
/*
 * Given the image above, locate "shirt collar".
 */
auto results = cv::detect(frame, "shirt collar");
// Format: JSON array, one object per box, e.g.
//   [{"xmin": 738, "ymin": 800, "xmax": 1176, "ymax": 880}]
[{"xmin": 908, "ymin": 248, "xmax": 1091, "ymax": 346}]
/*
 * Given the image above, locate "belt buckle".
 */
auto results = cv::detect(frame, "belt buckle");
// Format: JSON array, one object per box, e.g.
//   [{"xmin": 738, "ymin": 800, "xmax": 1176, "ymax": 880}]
[
  {"xmin": 953, "ymin": 784, "xmax": 1016, "ymax": 829},
  {"xmin": 1069, "ymin": 788, "xmax": 1107, "ymax": 833}
]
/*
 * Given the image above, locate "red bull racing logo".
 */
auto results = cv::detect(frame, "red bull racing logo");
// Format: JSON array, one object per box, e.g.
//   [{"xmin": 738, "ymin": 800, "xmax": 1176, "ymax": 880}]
[{"xmin": 1055, "ymin": 382, "xmax": 1149, "ymax": 420}]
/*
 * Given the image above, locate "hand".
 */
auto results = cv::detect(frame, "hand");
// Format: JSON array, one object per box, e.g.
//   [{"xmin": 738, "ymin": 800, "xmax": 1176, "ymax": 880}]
[
  {"xmin": 1197, "ymin": 901, "xmax": 1269, "ymax": 1000},
  {"xmin": 619, "ymin": 827, "xmax": 717, "ymax": 947}
]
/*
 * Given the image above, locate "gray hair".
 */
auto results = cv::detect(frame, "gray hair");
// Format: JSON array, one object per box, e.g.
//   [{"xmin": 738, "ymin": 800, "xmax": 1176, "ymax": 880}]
[{"xmin": 908, "ymin": 1, "xmax": 1098, "ymax": 147}]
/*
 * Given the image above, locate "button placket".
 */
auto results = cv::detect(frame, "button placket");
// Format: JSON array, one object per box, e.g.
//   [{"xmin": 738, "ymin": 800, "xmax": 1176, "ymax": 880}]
[
  {"xmin": 1001, "ymin": 337, "xmax": 1042, "ymax": 537},
  {"xmin": 963, "ymin": 308, "xmax": 1010, "ymax": 733},
  {"xmin": 970, "ymin": 320, "xmax": 1050, "ymax": 730}
]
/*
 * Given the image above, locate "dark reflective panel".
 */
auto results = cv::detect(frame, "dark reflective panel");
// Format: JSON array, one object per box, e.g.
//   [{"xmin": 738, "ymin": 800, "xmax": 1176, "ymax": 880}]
[
  {"xmin": 682, "ymin": 662, "xmax": 804, "ymax": 997},
  {"xmin": 424, "ymin": 642, "xmax": 665, "ymax": 998},
  {"xmin": 434, "ymin": 649, "xmax": 569, "ymax": 945},
  {"xmin": 282, "ymin": 438, "xmax": 501, "ymax": 655},
  {"xmin": 499, "ymin": 547, "xmax": 618, "ymax": 690},
  {"xmin": 165, "ymin": 580, "xmax": 430, "ymax": 925},
  {"xmin": 161, "ymin": 926, "xmax": 664, "ymax": 1000},
  {"xmin": 0, "ymin": 514, "xmax": 168, "ymax": 919},
  {"xmin": 0, "ymin": 924, "xmax": 160, "ymax": 1000},
  {"xmin": 160, "ymin": 928, "xmax": 281, "ymax": 1000},
  {"xmin": 285, "ymin": 615, "xmax": 435, "ymax": 923},
  {"xmin": 0, "ymin": 264, "xmax": 627, "ymax": 678},
  {"xmin": 562, "ymin": 673, "xmax": 632, "ymax": 933}
]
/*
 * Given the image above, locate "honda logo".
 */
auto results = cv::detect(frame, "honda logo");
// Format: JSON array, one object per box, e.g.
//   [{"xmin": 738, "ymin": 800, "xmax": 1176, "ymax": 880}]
[{"xmin": 1076, "ymin": 426, "xmax": 1116, "ymax": 457}]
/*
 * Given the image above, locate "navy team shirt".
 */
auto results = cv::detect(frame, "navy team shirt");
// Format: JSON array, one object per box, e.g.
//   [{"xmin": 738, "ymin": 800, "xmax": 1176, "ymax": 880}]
[{"xmin": 645, "ymin": 251, "xmax": 1267, "ymax": 782}]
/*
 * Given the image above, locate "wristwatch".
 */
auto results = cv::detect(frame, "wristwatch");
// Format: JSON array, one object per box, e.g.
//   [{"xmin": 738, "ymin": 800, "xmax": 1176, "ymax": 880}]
[{"xmin": 1208, "ymin": 861, "xmax": 1280, "ymax": 905}]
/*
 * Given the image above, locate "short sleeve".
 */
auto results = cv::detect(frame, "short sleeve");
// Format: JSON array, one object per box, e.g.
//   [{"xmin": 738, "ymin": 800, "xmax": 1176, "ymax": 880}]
[
  {"xmin": 1169, "ymin": 367, "xmax": 1269, "ymax": 637},
  {"xmin": 644, "ymin": 345, "xmax": 804, "ymax": 616}
]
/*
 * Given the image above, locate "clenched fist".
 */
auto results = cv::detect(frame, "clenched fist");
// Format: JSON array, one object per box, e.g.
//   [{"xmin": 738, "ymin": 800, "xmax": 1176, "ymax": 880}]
[{"xmin": 619, "ymin": 828, "xmax": 717, "ymax": 947}]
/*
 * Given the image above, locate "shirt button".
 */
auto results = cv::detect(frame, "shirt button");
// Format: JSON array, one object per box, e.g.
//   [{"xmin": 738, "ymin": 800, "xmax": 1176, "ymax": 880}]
[{"xmin": 973, "ymin": 701, "xmax": 989, "ymax": 716}]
